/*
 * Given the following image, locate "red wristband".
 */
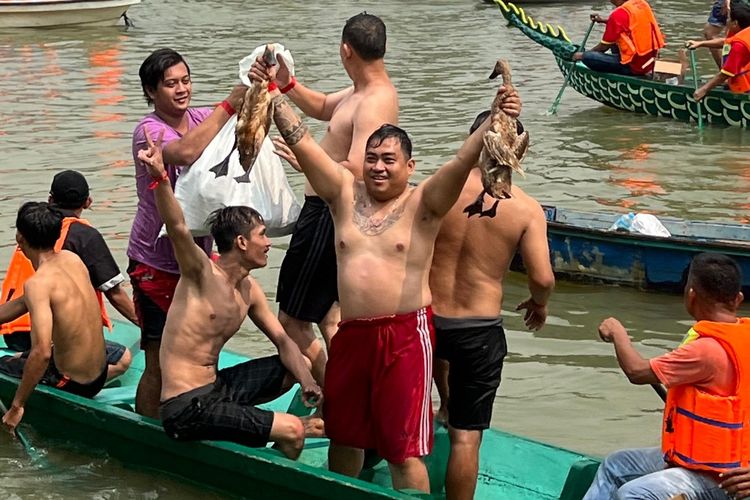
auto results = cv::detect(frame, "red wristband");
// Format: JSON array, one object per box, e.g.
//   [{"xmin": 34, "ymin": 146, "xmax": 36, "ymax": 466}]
[
  {"xmin": 219, "ymin": 99, "xmax": 235, "ymax": 116},
  {"xmin": 267, "ymin": 81, "xmax": 278, "ymax": 92},
  {"xmin": 148, "ymin": 171, "xmax": 169, "ymax": 190},
  {"xmin": 280, "ymin": 77, "xmax": 297, "ymax": 94}
]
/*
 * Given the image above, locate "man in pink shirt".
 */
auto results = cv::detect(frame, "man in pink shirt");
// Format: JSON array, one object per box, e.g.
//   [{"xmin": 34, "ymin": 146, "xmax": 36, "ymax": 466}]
[
  {"xmin": 128, "ymin": 48, "xmax": 246, "ymax": 418},
  {"xmin": 583, "ymin": 252, "xmax": 749, "ymax": 499}
]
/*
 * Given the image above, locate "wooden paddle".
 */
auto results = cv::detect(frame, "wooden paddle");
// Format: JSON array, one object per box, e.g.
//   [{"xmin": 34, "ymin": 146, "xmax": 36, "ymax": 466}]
[
  {"xmin": 548, "ymin": 20, "xmax": 596, "ymax": 115},
  {"xmin": 687, "ymin": 48, "xmax": 704, "ymax": 130},
  {"xmin": 0, "ymin": 397, "xmax": 38, "ymax": 460},
  {"xmin": 651, "ymin": 383, "xmax": 667, "ymax": 402}
]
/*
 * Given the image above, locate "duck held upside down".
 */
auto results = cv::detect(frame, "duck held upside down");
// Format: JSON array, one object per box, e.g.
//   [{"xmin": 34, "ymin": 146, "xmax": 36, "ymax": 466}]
[
  {"xmin": 234, "ymin": 45, "xmax": 276, "ymax": 183},
  {"xmin": 464, "ymin": 59, "xmax": 529, "ymax": 218}
]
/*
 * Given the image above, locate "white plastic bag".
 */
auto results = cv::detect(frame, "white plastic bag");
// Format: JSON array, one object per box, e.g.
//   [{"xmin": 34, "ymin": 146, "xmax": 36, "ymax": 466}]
[
  {"xmin": 608, "ymin": 212, "xmax": 670, "ymax": 237},
  {"xmin": 631, "ymin": 213, "xmax": 671, "ymax": 237},
  {"xmin": 160, "ymin": 44, "xmax": 301, "ymax": 238},
  {"xmin": 164, "ymin": 117, "xmax": 301, "ymax": 238}
]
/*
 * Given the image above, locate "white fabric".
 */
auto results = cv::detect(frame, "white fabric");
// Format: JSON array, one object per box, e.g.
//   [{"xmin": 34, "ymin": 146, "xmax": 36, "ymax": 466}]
[
  {"xmin": 161, "ymin": 120, "xmax": 301, "ymax": 238},
  {"xmin": 238, "ymin": 43, "xmax": 295, "ymax": 86},
  {"xmin": 160, "ymin": 47, "xmax": 301, "ymax": 239}
]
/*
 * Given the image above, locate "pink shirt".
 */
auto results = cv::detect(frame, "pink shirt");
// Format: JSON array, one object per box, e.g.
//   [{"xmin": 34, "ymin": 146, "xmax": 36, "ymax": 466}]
[
  {"xmin": 127, "ymin": 107, "xmax": 214, "ymax": 274},
  {"xmin": 650, "ymin": 337, "xmax": 736, "ymax": 397}
]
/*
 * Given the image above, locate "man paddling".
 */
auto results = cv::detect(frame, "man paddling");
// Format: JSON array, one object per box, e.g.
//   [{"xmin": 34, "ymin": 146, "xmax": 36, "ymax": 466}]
[
  {"xmin": 572, "ymin": 0, "xmax": 665, "ymax": 76},
  {"xmin": 0, "ymin": 202, "xmax": 108, "ymax": 432},
  {"xmin": 583, "ymin": 253, "xmax": 750, "ymax": 499},
  {"xmin": 430, "ymin": 113, "xmax": 554, "ymax": 500},
  {"xmin": 137, "ymin": 129, "xmax": 322, "ymax": 459},
  {"xmin": 255, "ymin": 61, "xmax": 520, "ymax": 490}
]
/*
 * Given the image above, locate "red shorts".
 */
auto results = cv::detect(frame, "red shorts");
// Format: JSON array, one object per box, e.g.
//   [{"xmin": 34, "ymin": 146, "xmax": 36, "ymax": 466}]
[{"xmin": 323, "ymin": 306, "xmax": 435, "ymax": 464}]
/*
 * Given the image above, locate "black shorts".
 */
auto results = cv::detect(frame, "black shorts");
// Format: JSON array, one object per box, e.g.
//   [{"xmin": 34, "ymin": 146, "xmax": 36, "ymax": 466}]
[
  {"xmin": 276, "ymin": 196, "xmax": 338, "ymax": 324},
  {"xmin": 434, "ymin": 316, "xmax": 507, "ymax": 431},
  {"xmin": 160, "ymin": 355, "xmax": 287, "ymax": 447},
  {"xmin": 4, "ymin": 332, "xmax": 126, "ymax": 366},
  {"xmin": 0, "ymin": 350, "xmax": 108, "ymax": 399}
]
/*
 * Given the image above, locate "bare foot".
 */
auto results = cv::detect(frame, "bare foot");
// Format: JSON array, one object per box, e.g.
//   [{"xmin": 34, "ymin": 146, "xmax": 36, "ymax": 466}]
[{"xmin": 301, "ymin": 415, "xmax": 325, "ymax": 438}]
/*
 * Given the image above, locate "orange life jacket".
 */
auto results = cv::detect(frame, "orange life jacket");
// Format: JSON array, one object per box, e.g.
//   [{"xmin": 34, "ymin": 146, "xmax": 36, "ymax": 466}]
[
  {"xmin": 724, "ymin": 27, "xmax": 750, "ymax": 93},
  {"xmin": 615, "ymin": 0, "xmax": 666, "ymax": 65},
  {"xmin": 0, "ymin": 217, "xmax": 112, "ymax": 334},
  {"xmin": 661, "ymin": 318, "xmax": 750, "ymax": 472}
]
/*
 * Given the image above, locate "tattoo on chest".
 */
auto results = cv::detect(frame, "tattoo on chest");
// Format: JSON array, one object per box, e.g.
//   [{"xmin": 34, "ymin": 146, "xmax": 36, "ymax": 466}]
[{"xmin": 352, "ymin": 190, "xmax": 408, "ymax": 236}]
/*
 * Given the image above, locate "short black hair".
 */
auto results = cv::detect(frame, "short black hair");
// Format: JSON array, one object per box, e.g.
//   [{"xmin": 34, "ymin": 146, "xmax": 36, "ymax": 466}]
[
  {"xmin": 731, "ymin": 0, "xmax": 750, "ymax": 28},
  {"xmin": 342, "ymin": 12, "xmax": 386, "ymax": 61},
  {"xmin": 469, "ymin": 110, "xmax": 491, "ymax": 135},
  {"xmin": 139, "ymin": 48, "xmax": 190, "ymax": 105},
  {"xmin": 687, "ymin": 252, "xmax": 743, "ymax": 305},
  {"xmin": 366, "ymin": 124, "xmax": 412, "ymax": 158},
  {"xmin": 16, "ymin": 202, "xmax": 63, "ymax": 250},
  {"xmin": 206, "ymin": 206, "xmax": 264, "ymax": 254}
]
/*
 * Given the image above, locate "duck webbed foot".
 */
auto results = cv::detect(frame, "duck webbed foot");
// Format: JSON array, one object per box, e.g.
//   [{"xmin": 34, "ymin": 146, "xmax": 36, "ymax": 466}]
[{"xmin": 463, "ymin": 190, "xmax": 503, "ymax": 218}]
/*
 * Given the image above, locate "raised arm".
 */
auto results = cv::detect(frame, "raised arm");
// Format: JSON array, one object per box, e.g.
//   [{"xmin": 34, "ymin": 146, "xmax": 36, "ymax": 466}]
[
  {"xmin": 2, "ymin": 283, "xmax": 52, "ymax": 432},
  {"xmin": 516, "ymin": 206, "xmax": 555, "ymax": 330},
  {"xmin": 251, "ymin": 54, "xmax": 352, "ymax": 121},
  {"xmin": 247, "ymin": 281, "xmax": 322, "ymax": 407},
  {"xmin": 271, "ymin": 93, "xmax": 351, "ymax": 205},
  {"xmin": 162, "ymin": 85, "xmax": 247, "ymax": 166},
  {"xmin": 421, "ymin": 86, "xmax": 521, "ymax": 216},
  {"xmin": 137, "ymin": 128, "xmax": 210, "ymax": 280},
  {"xmin": 419, "ymin": 113, "xmax": 492, "ymax": 218}
]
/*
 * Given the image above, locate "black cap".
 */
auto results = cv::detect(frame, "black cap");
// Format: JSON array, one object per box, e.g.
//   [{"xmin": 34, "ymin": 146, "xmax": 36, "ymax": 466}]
[{"xmin": 50, "ymin": 170, "xmax": 90, "ymax": 209}]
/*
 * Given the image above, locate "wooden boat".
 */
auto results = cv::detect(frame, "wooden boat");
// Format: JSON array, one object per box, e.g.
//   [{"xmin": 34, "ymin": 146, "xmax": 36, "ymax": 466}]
[
  {"xmin": 0, "ymin": 321, "xmax": 600, "ymax": 499},
  {"xmin": 493, "ymin": 0, "xmax": 750, "ymax": 127},
  {"xmin": 511, "ymin": 205, "xmax": 750, "ymax": 294},
  {"xmin": 0, "ymin": 0, "xmax": 140, "ymax": 28}
]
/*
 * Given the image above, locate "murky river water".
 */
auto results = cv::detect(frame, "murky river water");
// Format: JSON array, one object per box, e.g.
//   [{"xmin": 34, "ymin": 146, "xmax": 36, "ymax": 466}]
[{"xmin": 0, "ymin": 0, "xmax": 748, "ymax": 496}]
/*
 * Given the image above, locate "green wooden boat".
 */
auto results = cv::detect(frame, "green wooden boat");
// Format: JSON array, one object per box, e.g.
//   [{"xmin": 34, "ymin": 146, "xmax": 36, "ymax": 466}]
[
  {"xmin": 493, "ymin": 0, "xmax": 750, "ymax": 127},
  {"xmin": 0, "ymin": 321, "xmax": 600, "ymax": 499}
]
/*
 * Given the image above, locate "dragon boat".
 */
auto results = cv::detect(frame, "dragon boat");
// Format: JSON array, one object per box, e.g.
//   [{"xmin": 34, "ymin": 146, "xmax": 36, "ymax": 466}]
[
  {"xmin": 0, "ymin": 321, "xmax": 600, "ymax": 499},
  {"xmin": 493, "ymin": 0, "xmax": 750, "ymax": 127}
]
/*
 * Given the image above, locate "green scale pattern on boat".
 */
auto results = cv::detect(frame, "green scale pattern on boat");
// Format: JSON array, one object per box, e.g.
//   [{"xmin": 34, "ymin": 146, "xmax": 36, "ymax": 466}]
[{"xmin": 494, "ymin": 0, "xmax": 750, "ymax": 127}]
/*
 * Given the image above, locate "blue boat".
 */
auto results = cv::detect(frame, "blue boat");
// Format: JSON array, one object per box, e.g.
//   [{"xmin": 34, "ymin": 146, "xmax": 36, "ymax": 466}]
[{"xmin": 511, "ymin": 206, "xmax": 750, "ymax": 294}]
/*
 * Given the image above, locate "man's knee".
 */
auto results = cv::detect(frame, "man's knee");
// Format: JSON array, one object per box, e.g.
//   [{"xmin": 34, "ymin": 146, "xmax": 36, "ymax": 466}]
[
  {"xmin": 109, "ymin": 348, "xmax": 132, "ymax": 378},
  {"xmin": 271, "ymin": 414, "xmax": 305, "ymax": 452},
  {"xmin": 448, "ymin": 427, "xmax": 482, "ymax": 448}
]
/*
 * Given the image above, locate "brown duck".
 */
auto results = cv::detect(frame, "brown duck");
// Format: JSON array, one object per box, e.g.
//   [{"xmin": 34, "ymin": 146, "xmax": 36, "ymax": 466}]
[
  {"xmin": 464, "ymin": 59, "xmax": 529, "ymax": 218},
  {"xmin": 234, "ymin": 44, "xmax": 276, "ymax": 183}
]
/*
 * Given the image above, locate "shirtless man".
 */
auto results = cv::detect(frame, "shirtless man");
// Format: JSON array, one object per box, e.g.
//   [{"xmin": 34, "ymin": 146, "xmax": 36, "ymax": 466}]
[
  {"xmin": 129, "ymin": 48, "xmax": 247, "ymax": 417},
  {"xmin": 259, "ymin": 74, "xmax": 519, "ymax": 490},
  {"xmin": 252, "ymin": 12, "xmax": 399, "ymax": 385},
  {"xmin": 430, "ymin": 113, "xmax": 555, "ymax": 500},
  {"xmin": 136, "ymin": 131, "xmax": 322, "ymax": 459},
  {"xmin": 0, "ymin": 202, "xmax": 106, "ymax": 432}
]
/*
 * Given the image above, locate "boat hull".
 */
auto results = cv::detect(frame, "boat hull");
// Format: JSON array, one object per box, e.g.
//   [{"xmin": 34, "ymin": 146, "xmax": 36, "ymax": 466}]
[
  {"xmin": 0, "ymin": 0, "xmax": 140, "ymax": 28},
  {"xmin": 0, "ymin": 322, "xmax": 599, "ymax": 499},
  {"xmin": 512, "ymin": 206, "xmax": 750, "ymax": 293},
  {"xmin": 494, "ymin": 0, "xmax": 750, "ymax": 127}
]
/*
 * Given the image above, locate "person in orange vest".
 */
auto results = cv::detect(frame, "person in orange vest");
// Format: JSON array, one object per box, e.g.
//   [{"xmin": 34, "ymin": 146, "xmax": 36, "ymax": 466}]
[
  {"xmin": 582, "ymin": 252, "xmax": 749, "ymax": 499},
  {"xmin": 0, "ymin": 170, "xmax": 135, "ymax": 380},
  {"xmin": 571, "ymin": 0, "xmax": 666, "ymax": 76},
  {"xmin": 687, "ymin": 0, "xmax": 750, "ymax": 100}
]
